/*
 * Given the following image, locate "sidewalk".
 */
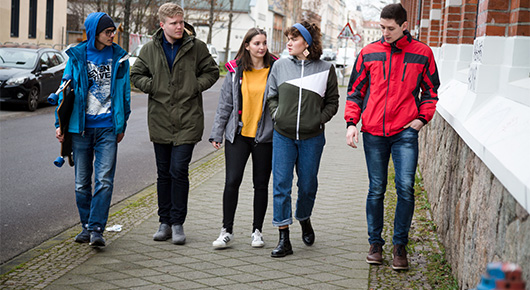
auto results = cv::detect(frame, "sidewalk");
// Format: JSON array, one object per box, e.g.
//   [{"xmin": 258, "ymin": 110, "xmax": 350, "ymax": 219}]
[{"xmin": 1, "ymin": 86, "xmax": 372, "ymax": 289}]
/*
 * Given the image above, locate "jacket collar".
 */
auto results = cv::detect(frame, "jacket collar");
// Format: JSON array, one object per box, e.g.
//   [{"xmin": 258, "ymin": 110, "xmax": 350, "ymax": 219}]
[
  {"xmin": 289, "ymin": 56, "xmax": 312, "ymax": 66},
  {"xmin": 153, "ymin": 27, "xmax": 193, "ymax": 47},
  {"xmin": 381, "ymin": 30, "xmax": 412, "ymax": 52},
  {"xmin": 225, "ymin": 55, "xmax": 278, "ymax": 73},
  {"xmin": 66, "ymin": 41, "xmax": 128, "ymax": 65}
]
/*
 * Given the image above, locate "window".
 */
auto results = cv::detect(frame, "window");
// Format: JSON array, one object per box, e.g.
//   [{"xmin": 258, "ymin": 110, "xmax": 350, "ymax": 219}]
[
  {"xmin": 46, "ymin": 52, "xmax": 59, "ymax": 67},
  {"xmin": 39, "ymin": 52, "xmax": 50, "ymax": 69},
  {"xmin": 11, "ymin": 0, "xmax": 19, "ymax": 37},
  {"xmin": 28, "ymin": 0, "xmax": 37, "ymax": 38},
  {"xmin": 45, "ymin": 0, "xmax": 53, "ymax": 39},
  {"xmin": 55, "ymin": 52, "xmax": 64, "ymax": 64}
]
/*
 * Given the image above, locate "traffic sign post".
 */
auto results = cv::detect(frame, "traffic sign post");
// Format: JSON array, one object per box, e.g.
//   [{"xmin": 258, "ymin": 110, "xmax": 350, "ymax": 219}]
[{"xmin": 337, "ymin": 23, "xmax": 362, "ymax": 85}]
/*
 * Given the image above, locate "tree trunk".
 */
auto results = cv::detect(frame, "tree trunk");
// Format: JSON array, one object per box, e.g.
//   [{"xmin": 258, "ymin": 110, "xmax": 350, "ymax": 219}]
[
  {"xmin": 123, "ymin": 0, "xmax": 132, "ymax": 52},
  {"xmin": 224, "ymin": 0, "xmax": 233, "ymax": 63},
  {"xmin": 207, "ymin": 0, "xmax": 215, "ymax": 44},
  {"xmin": 96, "ymin": 0, "xmax": 102, "ymax": 12},
  {"xmin": 107, "ymin": 0, "xmax": 114, "ymax": 18}
]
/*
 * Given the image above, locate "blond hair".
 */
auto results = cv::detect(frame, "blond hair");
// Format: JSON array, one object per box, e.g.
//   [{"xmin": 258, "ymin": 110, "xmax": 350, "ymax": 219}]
[{"xmin": 158, "ymin": 3, "xmax": 184, "ymax": 23}]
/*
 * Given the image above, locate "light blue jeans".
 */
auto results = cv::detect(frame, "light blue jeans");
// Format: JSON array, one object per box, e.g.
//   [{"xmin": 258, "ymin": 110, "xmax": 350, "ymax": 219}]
[
  {"xmin": 272, "ymin": 130, "xmax": 325, "ymax": 227},
  {"xmin": 363, "ymin": 127, "xmax": 418, "ymax": 246},
  {"xmin": 72, "ymin": 127, "xmax": 117, "ymax": 233}
]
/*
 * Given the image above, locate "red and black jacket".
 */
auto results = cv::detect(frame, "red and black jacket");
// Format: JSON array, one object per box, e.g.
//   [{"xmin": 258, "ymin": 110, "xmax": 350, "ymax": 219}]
[{"xmin": 344, "ymin": 30, "xmax": 440, "ymax": 137}]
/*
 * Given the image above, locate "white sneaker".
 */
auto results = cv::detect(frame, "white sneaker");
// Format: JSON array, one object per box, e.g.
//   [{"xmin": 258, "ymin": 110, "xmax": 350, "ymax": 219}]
[
  {"xmin": 251, "ymin": 229, "xmax": 265, "ymax": 248},
  {"xmin": 212, "ymin": 228, "xmax": 233, "ymax": 249}
]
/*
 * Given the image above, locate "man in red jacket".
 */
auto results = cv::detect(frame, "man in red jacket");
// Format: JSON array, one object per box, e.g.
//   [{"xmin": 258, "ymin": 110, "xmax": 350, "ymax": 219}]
[{"xmin": 344, "ymin": 3, "xmax": 440, "ymax": 270}]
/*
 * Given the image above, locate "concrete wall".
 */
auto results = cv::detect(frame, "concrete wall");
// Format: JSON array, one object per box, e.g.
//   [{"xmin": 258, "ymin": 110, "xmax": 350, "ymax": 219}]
[{"xmin": 418, "ymin": 113, "xmax": 530, "ymax": 289}]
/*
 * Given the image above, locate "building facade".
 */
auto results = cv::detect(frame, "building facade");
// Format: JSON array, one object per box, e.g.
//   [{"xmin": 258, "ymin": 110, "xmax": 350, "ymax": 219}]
[
  {"xmin": 1, "ymin": 0, "xmax": 68, "ymax": 49},
  {"xmin": 320, "ymin": 0, "xmax": 348, "ymax": 50},
  {"xmin": 400, "ymin": 0, "xmax": 530, "ymax": 287}
]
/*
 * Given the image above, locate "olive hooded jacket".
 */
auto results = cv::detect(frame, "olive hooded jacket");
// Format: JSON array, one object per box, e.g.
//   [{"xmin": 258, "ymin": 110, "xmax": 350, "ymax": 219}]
[{"xmin": 131, "ymin": 23, "xmax": 219, "ymax": 145}]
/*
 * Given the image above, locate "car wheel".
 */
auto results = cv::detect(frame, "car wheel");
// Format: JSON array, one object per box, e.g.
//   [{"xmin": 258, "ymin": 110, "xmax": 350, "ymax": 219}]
[{"xmin": 27, "ymin": 86, "xmax": 39, "ymax": 111}]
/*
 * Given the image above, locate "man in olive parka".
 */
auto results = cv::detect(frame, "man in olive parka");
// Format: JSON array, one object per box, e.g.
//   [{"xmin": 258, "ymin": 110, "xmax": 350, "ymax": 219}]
[{"xmin": 131, "ymin": 3, "xmax": 219, "ymax": 245}]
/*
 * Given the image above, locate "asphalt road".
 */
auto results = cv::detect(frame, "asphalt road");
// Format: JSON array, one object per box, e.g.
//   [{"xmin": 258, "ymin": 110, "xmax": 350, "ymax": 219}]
[{"xmin": 0, "ymin": 78, "xmax": 224, "ymax": 264}]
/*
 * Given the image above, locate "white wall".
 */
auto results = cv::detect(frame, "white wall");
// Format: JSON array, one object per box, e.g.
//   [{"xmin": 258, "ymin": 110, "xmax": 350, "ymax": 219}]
[{"xmin": 435, "ymin": 36, "xmax": 530, "ymax": 211}]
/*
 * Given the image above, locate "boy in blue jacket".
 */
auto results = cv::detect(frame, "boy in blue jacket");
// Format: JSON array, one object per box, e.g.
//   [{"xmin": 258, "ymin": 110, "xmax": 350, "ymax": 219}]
[{"xmin": 54, "ymin": 12, "xmax": 131, "ymax": 247}]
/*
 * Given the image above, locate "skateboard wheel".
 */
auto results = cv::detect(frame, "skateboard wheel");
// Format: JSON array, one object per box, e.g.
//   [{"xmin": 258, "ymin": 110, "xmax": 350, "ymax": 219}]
[
  {"xmin": 48, "ymin": 93, "xmax": 59, "ymax": 105},
  {"xmin": 54, "ymin": 156, "xmax": 65, "ymax": 167}
]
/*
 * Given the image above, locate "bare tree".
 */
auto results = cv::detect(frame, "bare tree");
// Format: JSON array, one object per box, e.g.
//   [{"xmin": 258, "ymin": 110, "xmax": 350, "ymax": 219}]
[
  {"xmin": 122, "ymin": 0, "xmax": 132, "ymax": 51},
  {"xmin": 132, "ymin": 0, "xmax": 153, "ymax": 33},
  {"xmin": 107, "ymin": 0, "xmax": 116, "ymax": 18},
  {"xmin": 207, "ymin": 0, "xmax": 216, "ymax": 44},
  {"xmin": 223, "ymin": 0, "xmax": 234, "ymax": 63},
  {"xmin": 95, "ymin": 0, "xmax": 103, "ymax": 12},
  {"xmin": 67, "ymin": 0, "xmax": 98, "ymax": 30}
]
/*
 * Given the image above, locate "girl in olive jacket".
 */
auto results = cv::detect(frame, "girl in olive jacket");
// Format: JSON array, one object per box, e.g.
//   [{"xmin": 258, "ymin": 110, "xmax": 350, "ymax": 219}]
[{"xmin": 267, "ymin": 22, "xmax": 339, "ymax": 258}]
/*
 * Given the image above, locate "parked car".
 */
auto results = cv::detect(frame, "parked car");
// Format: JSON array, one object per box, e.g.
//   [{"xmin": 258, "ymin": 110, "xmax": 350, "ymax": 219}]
[
  {"xmin": 62, "ymin": 42, "xmax": 80, "ymax": 60},
  {"xmin": 129, "ymin": 44, "xmax": 144, "ymax": 67},
  {"xmin": 335, "ymin": 47, "xmax": 356, "ymax": 69},
  {"xmin": 320, "ymin": 48, "xmax": 337, "ymax": 61},
  {"xmin": 0, "ymin": 45, "xmax": 67, "ymax": 111},
  {"xmin": 280, "ymin": 48, "xmax": 290, "ymax": 59},
  {"xmin": 207, "ymin": 44, "xmax": 219, "ymax": 65}
]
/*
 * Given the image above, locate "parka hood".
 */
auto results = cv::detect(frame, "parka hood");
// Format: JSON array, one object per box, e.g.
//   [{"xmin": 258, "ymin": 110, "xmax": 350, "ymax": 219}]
[{"xmin": 84, "ymin": 12, "xmax": 113, "ymax": 51}]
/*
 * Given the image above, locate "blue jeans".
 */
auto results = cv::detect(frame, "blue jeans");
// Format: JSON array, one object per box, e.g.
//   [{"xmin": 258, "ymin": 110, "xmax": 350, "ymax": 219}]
[
  {"xmin": 272, "ymin": 130, "xmax": 325, "ymax": 227},
  {"xmin": 72, "ymin": 127, "xmax": 118, "ymax": 233},
  {"xmin": 363, "ymin": 127, "xmax": 418, "ymax": 246},
  {"xmin": 153, "ymin": 143, "xmax": 195, "ymax": 226}
]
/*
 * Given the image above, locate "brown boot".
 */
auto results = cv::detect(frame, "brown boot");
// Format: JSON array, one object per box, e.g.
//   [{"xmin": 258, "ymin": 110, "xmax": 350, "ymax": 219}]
[
  {"xmin": 392, "ymin": 244, "xmax": 409, "ymax": 270},
  {"xmin": 366, "ymin": 243, "xmax": 383, "ymax": 265}
]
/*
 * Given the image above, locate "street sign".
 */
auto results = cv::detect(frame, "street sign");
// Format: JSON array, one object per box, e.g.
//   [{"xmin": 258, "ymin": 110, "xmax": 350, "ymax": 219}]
[
  {"xmin": 338, "ymin": 23, "xmax": 362, "ymax": 43},
  {"xmin": 352, "ymin": 33, "xmax": 362, "ymax": 43},
  {"xmin": 338, "ymin": 23, "xmax": 354, "ymax": 39}
]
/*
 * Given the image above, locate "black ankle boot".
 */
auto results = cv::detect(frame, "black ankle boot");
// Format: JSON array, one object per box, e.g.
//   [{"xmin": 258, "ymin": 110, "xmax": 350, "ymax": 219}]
[
  {"xmin": 271, "ymin": 228, "xmax": 293, "ymax": 258},
  {"xmin": 300, "ymin": 218, "xmax": 315, "ymax": 246}
]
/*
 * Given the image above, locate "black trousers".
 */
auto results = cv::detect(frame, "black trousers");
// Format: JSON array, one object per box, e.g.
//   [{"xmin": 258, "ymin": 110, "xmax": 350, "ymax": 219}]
[
  {"xmin": 153, "ymin": 143, "xmax": 195, "ymax": 226},
  {"xmin": 222, "ymin": 135, "xmax": 272, "ymax": 233}
]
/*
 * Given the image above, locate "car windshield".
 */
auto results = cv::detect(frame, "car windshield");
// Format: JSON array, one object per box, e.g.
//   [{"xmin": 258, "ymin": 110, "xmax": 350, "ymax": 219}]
[{"xmin": 0, "ymin": 48, "xmax": 38, "ymax": 69}]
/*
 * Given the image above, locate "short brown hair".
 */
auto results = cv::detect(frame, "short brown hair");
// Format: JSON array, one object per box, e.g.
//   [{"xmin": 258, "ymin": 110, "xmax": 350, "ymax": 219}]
[
  {"xmin": 158, "ymin": 3, "xmax": 184, "ymax": 23},
  {"xmin": 284, "ymin": 21, "xmax": 322, "ymax": 61},
  {"xmin": 381, "ymin": 4, "xmax": 407, "ymax": 26}
]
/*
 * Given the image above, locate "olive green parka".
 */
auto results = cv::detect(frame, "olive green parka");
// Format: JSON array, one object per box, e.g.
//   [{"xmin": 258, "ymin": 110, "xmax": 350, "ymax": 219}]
[{"xmin": 131, "ymin": 24, "xmax": 219, "ymax": 145}]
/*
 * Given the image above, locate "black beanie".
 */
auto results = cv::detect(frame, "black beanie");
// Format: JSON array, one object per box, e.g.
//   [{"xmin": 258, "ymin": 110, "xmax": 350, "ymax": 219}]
[{"xmin": 96, "ymin": 14, "xmax": 116, "ymax": 35}]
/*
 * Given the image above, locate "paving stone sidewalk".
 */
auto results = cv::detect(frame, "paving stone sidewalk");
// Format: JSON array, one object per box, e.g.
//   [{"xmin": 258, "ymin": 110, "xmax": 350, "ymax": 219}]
[{"xmin": 1, "ymin": 87, "xmax": 374, "ymax": 289}]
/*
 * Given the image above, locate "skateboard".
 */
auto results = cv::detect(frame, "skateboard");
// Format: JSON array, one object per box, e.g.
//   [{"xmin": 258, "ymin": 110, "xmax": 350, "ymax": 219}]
[{"xmin": 49, "ymin": 79, "xmax": 75, "ymax": 167}]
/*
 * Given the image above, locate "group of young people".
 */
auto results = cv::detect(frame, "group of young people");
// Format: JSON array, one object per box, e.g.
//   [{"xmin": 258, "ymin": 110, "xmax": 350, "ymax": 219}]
[{"xmin": 54, "ymin": 2, "xmax": 439, "ymax": 271}]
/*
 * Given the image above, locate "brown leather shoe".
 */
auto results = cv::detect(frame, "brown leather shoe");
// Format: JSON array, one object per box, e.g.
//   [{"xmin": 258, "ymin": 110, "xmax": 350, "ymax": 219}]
[
  {"xmin": 366, "ymin": 243, "xmax": 383, "ymax": 264},
  {"xmin": 392, "ymin": 244, "xmax": 409, "ymax": 270}
]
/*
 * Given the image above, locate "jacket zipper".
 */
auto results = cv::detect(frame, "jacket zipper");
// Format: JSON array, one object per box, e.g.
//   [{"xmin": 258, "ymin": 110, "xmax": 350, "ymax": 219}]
[
  {"xmin": 402, "ymin": 62, "xmax": 407, "ymax": 81},
  {"xmin": 383, "ymin": 60, "xmax": 386, "ymax": 80},
  {"xmin": 296, "ymin": 60, "xmax": 304, "ymax": 140},
  {"xmin": 383, "ymin": 52, "xmax": 393, "ymax": 136}
]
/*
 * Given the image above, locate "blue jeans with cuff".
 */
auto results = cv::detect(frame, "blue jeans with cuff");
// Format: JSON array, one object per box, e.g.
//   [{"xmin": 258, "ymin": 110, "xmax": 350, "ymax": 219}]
[
  {"xmin": 363, "ymin": 127, "xmax": 418, "ymax": 246},
  {"xmin": 272, "ymin": 130, "xmax": 325, "ymax": 227},
  {"xmin": 72, "ymin": 127, "xmax": 118, "ymax": 233}
]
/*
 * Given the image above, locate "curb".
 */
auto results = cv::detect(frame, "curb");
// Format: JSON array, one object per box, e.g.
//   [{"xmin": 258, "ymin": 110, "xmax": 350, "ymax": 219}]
[{"xmin": 0, "ymin": 147, "xmax": 225, "ymax": 279}]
